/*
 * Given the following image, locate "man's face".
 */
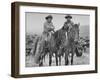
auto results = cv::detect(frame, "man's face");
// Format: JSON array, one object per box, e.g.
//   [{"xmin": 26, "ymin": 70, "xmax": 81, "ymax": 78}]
[
  {"xmin": 47, "ymin": 18, "xmax": 52, "ymax": 23},
  {"xmin": 67, "ymin": 18, "xmax": 71, "ymax": 21}
]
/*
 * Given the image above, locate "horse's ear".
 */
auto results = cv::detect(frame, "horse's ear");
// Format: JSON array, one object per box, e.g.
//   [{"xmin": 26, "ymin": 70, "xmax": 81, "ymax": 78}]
[
  {"xmin": 78, "ymin": 23, "xmax": 80, "ymax": 26},
  {"xmin": 62, "ymin": 26, "xmax": 65, "ymax": 30}
]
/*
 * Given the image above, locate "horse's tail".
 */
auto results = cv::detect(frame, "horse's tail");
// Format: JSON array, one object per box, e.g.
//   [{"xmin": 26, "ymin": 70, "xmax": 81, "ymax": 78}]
[
  {"xmin": 34, "ymin": 36, "xmax": 43, "ymax": 64},
  {"xmin": 33, "ymin": 37, "xmax": 39, "ymax": 56}
]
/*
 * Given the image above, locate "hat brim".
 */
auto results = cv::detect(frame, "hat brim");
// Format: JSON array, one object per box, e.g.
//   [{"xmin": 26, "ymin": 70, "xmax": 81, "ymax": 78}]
[
  {"xmin": 45, "ymin": 17, "xmax": 53, "ymax": 19},
  {"xmin": 65, "ymin": 16, "xmax": 72, "ymax": 19}
]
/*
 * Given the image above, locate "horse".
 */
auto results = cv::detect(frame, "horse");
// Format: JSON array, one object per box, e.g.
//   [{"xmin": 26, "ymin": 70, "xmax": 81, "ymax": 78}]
[
  {"xmin": 63, "ymin": 23, "xmax": 80, "ymax": 65},
  {"xmin": 33, "ymin": 30, "xmax": 58, "ymax": 66},
  {"xmin": 33, "ymin": 27, "xmax": 67, "ymax": 66},
  {"xmin": 52, "ymin": 27, "xmax": 68, "ymax": 66},
  {"xmin": 47, "ymin": 32, "xmax": 59, "ymax": 66},
  {"xmin": 47, "ymin": 27, "xmax": 69, "ymax": 66}
]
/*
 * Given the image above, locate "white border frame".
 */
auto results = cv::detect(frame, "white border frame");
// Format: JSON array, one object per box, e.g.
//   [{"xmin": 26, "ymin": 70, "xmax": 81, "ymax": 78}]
[{"xmin": 19, "ymin": 6, "xmax": 95, "ymax": 75}]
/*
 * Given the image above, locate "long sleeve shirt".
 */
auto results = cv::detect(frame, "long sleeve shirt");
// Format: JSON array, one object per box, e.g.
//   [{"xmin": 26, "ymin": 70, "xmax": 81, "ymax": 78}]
[
  {"xmin": 63, "ymin": 21, "xmax": 74, "ymax": 29},
  {"xmin": 43, "ymin": 21, "xmax": 55, "ymax": 33}
]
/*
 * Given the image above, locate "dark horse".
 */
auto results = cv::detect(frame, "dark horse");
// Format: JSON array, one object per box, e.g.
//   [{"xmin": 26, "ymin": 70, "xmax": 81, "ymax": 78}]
[
  {"xmin": 41, "ymin": 26, "xmax": 69, "ymax": 66},
  {"xmin": 48, "ymin": 27, "xmax": 68, "ymax": 66},
  {"xmin": 34, "ymin": 27, "xmax": 67, "ymax": 66},
  {"xmin": 63, "ymin": 23, "xmax": 80, "ymax": 65}
]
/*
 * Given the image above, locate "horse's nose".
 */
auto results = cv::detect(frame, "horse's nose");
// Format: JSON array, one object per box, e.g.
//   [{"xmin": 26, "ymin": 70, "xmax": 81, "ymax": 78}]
[
  {"xmin": 74, "ymin": 37, "xmax": 79, "ymax": 42},
  {"xmin": 75, "ymin": 41, "xmax": 78, "ymax": 45}
]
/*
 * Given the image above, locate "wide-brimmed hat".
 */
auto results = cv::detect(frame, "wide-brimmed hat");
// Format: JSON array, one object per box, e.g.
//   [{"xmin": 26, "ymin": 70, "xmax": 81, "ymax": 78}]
[
  {"xmin": 45, "ymin": 15, "xmax": 53, "ymax": 19},
  {"xmin": 65, "ymin": 14, "xmax": 72, "ymax": 19}
]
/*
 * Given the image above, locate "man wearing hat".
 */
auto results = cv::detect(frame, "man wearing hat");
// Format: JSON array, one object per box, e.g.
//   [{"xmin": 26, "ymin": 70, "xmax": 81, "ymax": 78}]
[
  {"xmin": 63, "ymin": 14, "xmax": 74, "ymax": 31},
  {"xmin": 34, "ymin": 15, "xmax": 55, "ymax": 63},
  {"xmin": 42, "ymin": 15, "xmax": 55, "ymax": 43}
]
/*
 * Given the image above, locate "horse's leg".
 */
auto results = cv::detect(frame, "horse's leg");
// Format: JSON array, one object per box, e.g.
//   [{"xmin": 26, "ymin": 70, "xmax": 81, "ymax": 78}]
[
  {"xmin": 59, "ymin": 49, "xmax": 62, "ymax": 66},
  {"xmin": 39, "ymin": 47, "xmax": 45, "ymax": 66},
  {"xmin": 39, "ymin": 56, "xmax": 43, "ymax": 66},
  {"xmin": 71, "ymin": 47, "xmax": 74, "ymax": 65},
  {"xmin": 59, "ymin": 56, "xmax": 61, "ymax": 65},
  {"xmin": 43, "ymin": 51, "xmax": 46, "ymax": 63},
  {"xmin": 59, "ymin": 50, "xmax": 62, "ymax": 66},
  {"xmin": 39, "ymin": 61, "xmax": 43, "ymax": 66},
  {"xmin": 55, "ymin": 52, "xmax": 58, "ymax": 66},
  {"xmin": 71, "ymin": 54, "xmax": 74, "ymax": 65},
  {"xmin": 65, "ymin": 50, "xmax": 69, "ymax": 65},
  {"xmin": 49, "ymin": 52, "xmax": 52, "ymax": 66},
  {"xmin": 43, "ymin": 55, "xmax": 45, "ymax": 62}
]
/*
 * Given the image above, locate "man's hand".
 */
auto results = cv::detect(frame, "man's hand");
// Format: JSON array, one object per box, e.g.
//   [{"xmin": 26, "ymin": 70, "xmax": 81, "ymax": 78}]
[{"xmin": 52, "ymin": 29, "xmax": 55, "ymax": 33}]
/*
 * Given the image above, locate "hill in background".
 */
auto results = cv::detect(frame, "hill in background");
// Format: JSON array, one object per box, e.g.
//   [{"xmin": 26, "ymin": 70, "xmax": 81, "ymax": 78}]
[{"xmin": 79, "ymin": 25, "xmax": 89, "ymax": 39}]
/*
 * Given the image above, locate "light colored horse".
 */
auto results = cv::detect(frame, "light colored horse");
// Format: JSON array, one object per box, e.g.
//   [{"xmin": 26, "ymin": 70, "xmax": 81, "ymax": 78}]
[{"xmin": 33, "ymin": 32, "xmax": 58, "ymax": 66}]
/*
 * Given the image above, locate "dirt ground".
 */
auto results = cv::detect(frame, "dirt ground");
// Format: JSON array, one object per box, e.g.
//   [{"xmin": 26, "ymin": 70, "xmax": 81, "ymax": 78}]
[{"xmin": 26, "ymin": 48, "xmax": 89, "ymax": 67}]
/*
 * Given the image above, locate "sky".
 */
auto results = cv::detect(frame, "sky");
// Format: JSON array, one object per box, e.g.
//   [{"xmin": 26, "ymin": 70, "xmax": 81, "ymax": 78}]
[{"xmin": 26, "ymin": 12, "xmax": 90, "ymax": 37}]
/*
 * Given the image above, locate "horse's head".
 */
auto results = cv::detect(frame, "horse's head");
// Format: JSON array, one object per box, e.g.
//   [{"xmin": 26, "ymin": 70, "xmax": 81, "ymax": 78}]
[
  {"xmin": 66, "ymin": 23, "xmax": 80, "ymax": 43},
  {"xmin": 62, "ymin": 23, "xmax": 69, "ymax": 32},
  {"xmin": 73, "ymin": 23, "xmax": 80, "ymax": 43}
]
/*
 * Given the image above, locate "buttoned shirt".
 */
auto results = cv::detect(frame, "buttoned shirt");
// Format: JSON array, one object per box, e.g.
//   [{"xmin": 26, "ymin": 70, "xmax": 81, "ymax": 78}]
[
  {"xmin": 64, "ymin": 21, "xmax": 74, "ymax": 30},
  {"xmin": 43, "ymin": 21, "xmax": 55, "ymax": 33}
]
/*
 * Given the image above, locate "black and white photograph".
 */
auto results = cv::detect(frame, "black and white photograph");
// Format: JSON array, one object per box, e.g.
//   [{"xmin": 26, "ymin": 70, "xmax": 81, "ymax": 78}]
[
  {"xmin": 25, "ymin": 13, "xmax": 90, "ymax": 67},
  {"xmin": 11, "ymin": 2, "xmax": 97, "ymax": 77}
]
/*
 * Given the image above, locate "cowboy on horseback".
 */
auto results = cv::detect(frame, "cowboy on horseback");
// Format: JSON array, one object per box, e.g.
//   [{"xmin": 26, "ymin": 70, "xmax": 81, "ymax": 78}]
[
  {"xmin": 34, "ymin": 15, "xmax": 55, "ymax": 65},
  {"xmin": 42, "ymin": 15, "xmax": 55, "ymax": 45},
  {"xmin": 63, "ymin": 14, "xmax": 74, "ymax": 31}
]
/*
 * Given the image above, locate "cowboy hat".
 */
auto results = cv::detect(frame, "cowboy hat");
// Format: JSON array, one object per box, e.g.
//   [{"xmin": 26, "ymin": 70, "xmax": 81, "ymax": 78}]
[
  {"xmin": 45, "ymin": 15, "xmax": 53, "ymax": 19},
  {"xmin": 65, "ymin": 14, "xmax": 72, "ymax": 19}
]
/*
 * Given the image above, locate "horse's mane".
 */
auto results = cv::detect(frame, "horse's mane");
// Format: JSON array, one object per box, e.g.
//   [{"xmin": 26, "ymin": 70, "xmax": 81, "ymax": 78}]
[
  {"xmin": 67, "ymin": 24, "xmax": 79, "ymax": 42},
  {"xmin": 53, "ymin": 27, "xmax": 66, "ymax": 49}
]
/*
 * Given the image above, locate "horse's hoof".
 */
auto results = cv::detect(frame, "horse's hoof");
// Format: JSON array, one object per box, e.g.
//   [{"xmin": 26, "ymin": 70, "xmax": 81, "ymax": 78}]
[
  {"xmin": 71, "ymin": 63, "xmax": 73, "ymax": 65},
  {"xmin": 65, "ymin": 64, "xmax": 68, "ymax": 65},
  {"xmin": 65, "ymin": 62, "xmax": 69, "ymax": 65}
]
